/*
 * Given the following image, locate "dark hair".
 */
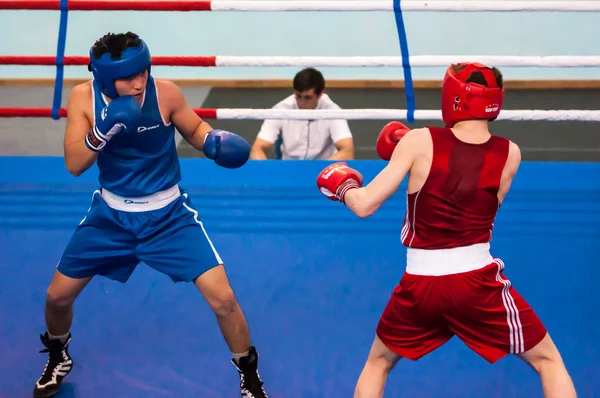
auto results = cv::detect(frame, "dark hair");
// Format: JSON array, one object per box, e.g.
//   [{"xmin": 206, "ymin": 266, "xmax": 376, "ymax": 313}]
[
  {"xmin": 90, "ymin": 32, "xmax": 142, "ymax": 60},
  {"xmin": 293, "ymin": 68, "xmax": 325, "ymax": 94},
  {"xmin": 452, "ymin": 64, "xmax": 504, "ymax": 89}
]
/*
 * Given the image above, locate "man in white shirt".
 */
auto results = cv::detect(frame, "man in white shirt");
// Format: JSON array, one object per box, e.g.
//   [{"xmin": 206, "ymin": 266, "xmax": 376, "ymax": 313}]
[{"xmin": 250, "ymin": 68, "xmax": 355, "ymax": 160}]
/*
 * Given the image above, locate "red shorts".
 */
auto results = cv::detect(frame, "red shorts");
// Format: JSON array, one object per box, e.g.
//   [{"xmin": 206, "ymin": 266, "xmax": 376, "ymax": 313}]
[{"xmin": 376, "ymin": 258, "xmax": 547, "ymax": 363}]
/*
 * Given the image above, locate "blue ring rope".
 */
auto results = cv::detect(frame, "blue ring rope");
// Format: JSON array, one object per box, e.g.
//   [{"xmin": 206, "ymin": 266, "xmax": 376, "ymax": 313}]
[
  {"xmin": 51, "ymin": 0, "xmax": 69, "ymax": 120},
  {"xmin": 393, "ymin": 0, "xmax": 416, "ymax": 123}
]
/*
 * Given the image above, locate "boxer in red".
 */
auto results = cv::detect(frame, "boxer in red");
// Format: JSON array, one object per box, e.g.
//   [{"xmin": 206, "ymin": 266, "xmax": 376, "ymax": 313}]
[{"xmin": 317, "ymin": 62, "xmax": 577, "ymax": 398}]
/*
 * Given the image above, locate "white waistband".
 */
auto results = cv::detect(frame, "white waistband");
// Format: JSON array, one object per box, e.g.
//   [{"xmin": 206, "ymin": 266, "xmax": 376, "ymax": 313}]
[
  {"xmin": 100, "ymin": 184, "xmax": 180, "ymax": 212},
  {"xmin": 406, "ymin": 243, "xmax": 494, "ymax": 276}
]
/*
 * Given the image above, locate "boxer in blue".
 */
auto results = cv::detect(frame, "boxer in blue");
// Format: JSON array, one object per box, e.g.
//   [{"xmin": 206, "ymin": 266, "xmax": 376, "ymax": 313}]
[{"xmin": 33, "ymin": 32, "xmax": 268, "ymax": 398}]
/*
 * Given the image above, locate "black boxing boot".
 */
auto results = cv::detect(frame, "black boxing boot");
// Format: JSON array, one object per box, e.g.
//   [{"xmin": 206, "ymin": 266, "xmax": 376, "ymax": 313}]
[
  {"xmin": 231, "ymin": 346, "xmax": 268, "ymax": 398},
  {"xmin": 33, "ymin": 332, "xmax": 73, "ymax": 398}
]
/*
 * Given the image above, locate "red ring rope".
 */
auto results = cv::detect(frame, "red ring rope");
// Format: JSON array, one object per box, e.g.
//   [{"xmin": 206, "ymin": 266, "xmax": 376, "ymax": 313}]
[
  {"xmin": 3, "ymin": 0, "xmax": 600, "ymax": 12},
  {"xmin": 0, "ymin": 0, "xmax": 212, "ymax": 11},
  {"xmin": 0, "ymin": 108, "xmax": 217, "ymax": 119},
  {"xmin": 0, "ymin": 56, "xmax": 217, "ymax": 66}
]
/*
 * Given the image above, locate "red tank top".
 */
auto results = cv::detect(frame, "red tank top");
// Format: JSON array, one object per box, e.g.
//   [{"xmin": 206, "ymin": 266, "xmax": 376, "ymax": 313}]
[{"xmin": 401, "ymin": 127, "xmax": 510, "ymax": 250}]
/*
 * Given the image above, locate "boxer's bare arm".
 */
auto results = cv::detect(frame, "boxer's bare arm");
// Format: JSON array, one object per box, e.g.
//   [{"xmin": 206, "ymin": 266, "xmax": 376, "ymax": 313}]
[
  {"xmin": 157, "ymin": 79, "xmax": 214, "ymax": 151},
  {"xmin": 497, "ymin": 141, "xmax": 521, "ymax": 204},
  {"xmin": 63, "ymin": 83, "xmax": 99, "ymax": 177},
  {"xmin": 344, "ymin": 128, "xmax": 427, "ymax": 218}
]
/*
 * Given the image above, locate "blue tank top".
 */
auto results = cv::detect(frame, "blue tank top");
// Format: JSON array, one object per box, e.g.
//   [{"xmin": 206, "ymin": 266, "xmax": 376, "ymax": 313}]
[{"xmin": 92, "ymin": 75, "xmax": 181, "ymax": 197}]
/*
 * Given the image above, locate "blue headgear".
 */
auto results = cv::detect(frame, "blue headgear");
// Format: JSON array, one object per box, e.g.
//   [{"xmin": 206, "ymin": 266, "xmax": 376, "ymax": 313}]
[{"xmin": 88, "ymin": 39, "xmax": 152, "ymax": 99}]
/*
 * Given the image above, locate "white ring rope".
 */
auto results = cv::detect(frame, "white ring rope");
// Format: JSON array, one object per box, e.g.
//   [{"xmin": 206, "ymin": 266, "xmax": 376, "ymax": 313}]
[
  {"xmin": 210, "ymin": 1, "xmax": 600, "ymax": 12},
  {"xmin": 215, "ymin": 109, "xmax": 600, "ymax": 121},
  {"xmin": 216, "ymin": 56, "xmax": 600, "ymax": 68}
]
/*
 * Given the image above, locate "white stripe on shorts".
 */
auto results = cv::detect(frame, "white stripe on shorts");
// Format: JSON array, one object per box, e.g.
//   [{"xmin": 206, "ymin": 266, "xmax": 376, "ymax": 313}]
[
  {"xmin": 181, "ymin": 193, "xmax": 223, "ymax": 265},
  {"xmin": 494, "ymin": 259, "xmax": 525, "ymax": 353},
  {"xmin": 78, "ymin": 190, "xmax": 101, "ymax": 225}
]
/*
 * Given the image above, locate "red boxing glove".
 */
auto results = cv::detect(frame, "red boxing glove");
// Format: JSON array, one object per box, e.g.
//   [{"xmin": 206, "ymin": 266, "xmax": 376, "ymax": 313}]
[
  {"xmin": 317, "ymin": 162, "xmax": 364, "ymax": 204},
  {"xmin": 376, "ymin": 121, "xmax": 410, "ymax": 161}
]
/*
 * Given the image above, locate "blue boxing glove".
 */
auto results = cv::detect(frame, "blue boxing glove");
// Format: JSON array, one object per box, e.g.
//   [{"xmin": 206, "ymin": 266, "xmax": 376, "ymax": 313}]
[
  {"xmin": 85, "ymin": 95, "xmax": 142, "ymax": 152},
  {"xmin": 203, "ymin": 129, "xmax": 250, "ymax": 169}
]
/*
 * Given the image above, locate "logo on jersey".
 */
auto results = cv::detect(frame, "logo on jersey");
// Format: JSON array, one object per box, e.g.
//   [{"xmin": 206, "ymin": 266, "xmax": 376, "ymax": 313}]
[{"xmin": 137, "ymin": 124, "xmax": 160, "ymax": 133}]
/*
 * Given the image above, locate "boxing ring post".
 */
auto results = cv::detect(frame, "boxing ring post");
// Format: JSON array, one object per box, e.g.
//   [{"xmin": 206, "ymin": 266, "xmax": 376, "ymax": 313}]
[{"xmin": 1, "ymin": 0, "xmax": 600, "ymax": 396}]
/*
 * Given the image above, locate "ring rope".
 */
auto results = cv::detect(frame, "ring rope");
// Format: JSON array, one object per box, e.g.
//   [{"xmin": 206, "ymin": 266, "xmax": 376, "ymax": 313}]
[
  {"xmin": 2, "ymin": 55, "xmax": 600, "ymax": 68},
  {"xmin": 3, "ymin": 0, "xmax": 600, "ymax": 12},
  {"xmin": 5, "ymin": 0, "xmax": 599, "ymax": 123},
  {"xmin": 1, "ymin": 108, "xmax": 599, "ymax": 122}
]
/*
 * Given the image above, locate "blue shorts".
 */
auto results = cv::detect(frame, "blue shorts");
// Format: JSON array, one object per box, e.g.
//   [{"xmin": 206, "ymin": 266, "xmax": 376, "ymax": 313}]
[{"xmin": 57, "ymin": 188, "xmax": 222, "ymax": 283}]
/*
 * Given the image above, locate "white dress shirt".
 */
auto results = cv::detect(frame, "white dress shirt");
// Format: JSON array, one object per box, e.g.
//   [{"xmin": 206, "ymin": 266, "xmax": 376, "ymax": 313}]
[{"xmin": 256, "ymin": 94, "xmax": 353, "ymax": 160}]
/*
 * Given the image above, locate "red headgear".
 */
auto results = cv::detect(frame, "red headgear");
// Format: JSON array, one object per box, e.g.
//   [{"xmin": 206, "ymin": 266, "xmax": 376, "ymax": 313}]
[{"xmin": 441, "ymin": 62, "xmax": 504, "ymax": 128}]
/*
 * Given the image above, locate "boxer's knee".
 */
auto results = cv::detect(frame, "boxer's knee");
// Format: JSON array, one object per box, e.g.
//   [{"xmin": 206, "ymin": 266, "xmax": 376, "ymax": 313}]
[
  {"xmin": 45, "ymin": 271, "xmax": 91, "ymax": 313},
  {"xmin": 366, "ymin": 355, "xmax": 396, "ymax": 374},
  {"xmin": 518, "ymin": 333, "xmax": 565, "ymax": 374},
  {"xmin": 366, "ymin": 336, "xmax": 402, "ymax": 374},
  {"xmin": 207, "ymin": 288, "xmax": 239, "ymax": 317},
  {"xmin": 366, "ymin": 349, "xmax": 399, "ymax": 374},
  {"xmin": 46, "ymin": 287, "xmax": 77, "ymax": 312},
  {"xmin": 194, "ymin": 264, "xmax": 241, "ymax": 317}
]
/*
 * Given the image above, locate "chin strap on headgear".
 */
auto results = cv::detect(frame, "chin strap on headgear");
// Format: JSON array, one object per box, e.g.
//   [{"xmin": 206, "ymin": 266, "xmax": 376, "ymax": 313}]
[
  {"xmin": 88, "ymin": 40, "xmax": 151, "ymax": 99},
  {"xmin": 441, "ymin": 62, "xmax": 504, "ymax": 128}
]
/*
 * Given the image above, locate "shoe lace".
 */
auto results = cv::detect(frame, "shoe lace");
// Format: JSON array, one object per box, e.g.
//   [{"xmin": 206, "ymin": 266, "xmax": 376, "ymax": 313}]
[
  {"xmin": 38, "ymin": 343, "xmax": 68, "ymax": 382},
  {"xmin": 241, "ymin": 369, "xmax": 266, "ymax": 396}
]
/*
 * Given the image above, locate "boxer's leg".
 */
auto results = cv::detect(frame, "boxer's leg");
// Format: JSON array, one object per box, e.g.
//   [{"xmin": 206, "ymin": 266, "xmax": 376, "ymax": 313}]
[
  {"xmin": 446, "ymin": 259, "xmax": 576, "ymax": 397},
  {"xmin": 517, "ymin": 333, "xmax": 577, "ymax": 398},
  {"xmin": 354, "ymin": 335, "xmax": 403, "ymax": 398},
  {"xmin": 137, "ymin": 193, "xmax": 251, "ymax": 353},
  {"xmin": 356, "ymin": 273, "xmax": 453, "ymax": 398},
  {"xmin": 35, "ymin": 191, "xmax": 139, "ymax": 398},
  {"xmin": 45, "ymin": 272, "xmax": 92, "ymax": 341},
  {"xmin": 137, "ymin": 192, "xmax": 267, "ymax": 397}
]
